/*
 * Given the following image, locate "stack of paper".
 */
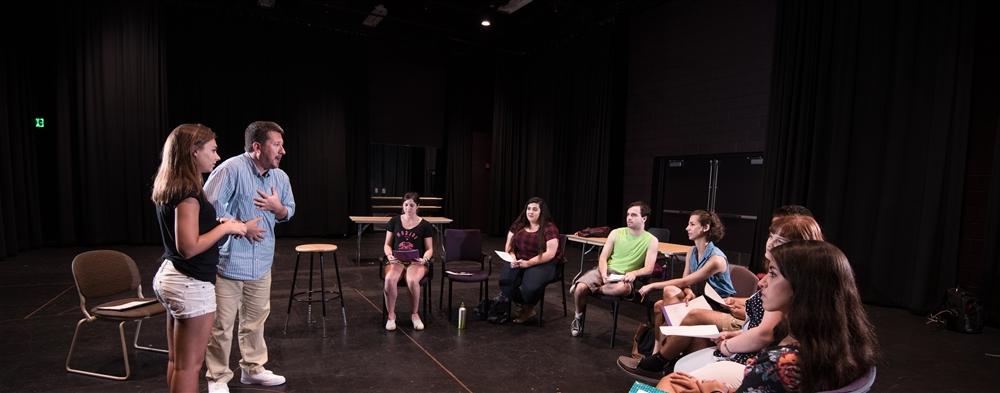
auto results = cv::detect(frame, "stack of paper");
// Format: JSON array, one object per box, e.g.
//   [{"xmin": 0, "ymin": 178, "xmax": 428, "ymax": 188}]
[
  {"xmin": 704, "ymin": 284, "xmax": 726, "ymax": 305},
  {"xmin": 494, "ymin": 250, "xmax": 515, "ymax": 263},
  {"xmin": 661, "ymin": 296, "xmax": 712, "ymax": 326},
  {"xmin": 96, "ymin": 299, "xmax": 158, "ymax": 311},
  {"xmin": 700, "ymin": 283, "xmax": 733, "ymax": 312},
  {"xmin": 659, "ymin": 324, "xmax": 721, "ymax": 339}
]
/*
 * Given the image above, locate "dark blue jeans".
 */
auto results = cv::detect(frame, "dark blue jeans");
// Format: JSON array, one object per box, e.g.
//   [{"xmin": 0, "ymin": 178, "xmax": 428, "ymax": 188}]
[{"xmin": 499, "ymin": 261, "xmax": 556, "ymax": 305}]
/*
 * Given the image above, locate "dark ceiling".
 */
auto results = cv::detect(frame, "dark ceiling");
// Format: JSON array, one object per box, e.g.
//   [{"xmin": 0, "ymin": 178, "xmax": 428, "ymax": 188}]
[{"xmin": 171, "ymin": 0, "xmax": 667, "ymax": 54}]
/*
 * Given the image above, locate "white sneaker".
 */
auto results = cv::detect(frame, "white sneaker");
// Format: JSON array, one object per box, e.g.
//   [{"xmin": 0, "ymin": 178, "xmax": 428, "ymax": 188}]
[
  {"xmin": 411, "ymin": 315, "xmax": 424, "ymax": 331},
  {"xmin": 208, "ymin": 380, "xmax": 230, "ymax": 393},
  {"xmin": 240, "ymin": 369, "xmax": 286, "ymax": 386},
  {"xmin": 385, "ymin": 319, "xmax": 397, "ymax": 331},
  {"xmin": 570, "ymin": 315, "xmax": 585, "ymax": 337}
]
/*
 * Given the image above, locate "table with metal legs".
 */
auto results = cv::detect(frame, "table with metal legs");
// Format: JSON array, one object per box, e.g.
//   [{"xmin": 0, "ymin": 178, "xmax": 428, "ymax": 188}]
[{"xmin": 565, "ymin": 234, "xmax": 690, "ymax": 281}]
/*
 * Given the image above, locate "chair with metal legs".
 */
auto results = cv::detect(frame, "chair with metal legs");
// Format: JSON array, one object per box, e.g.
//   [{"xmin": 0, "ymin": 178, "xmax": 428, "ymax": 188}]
[{"xmin": 65, "ymin": 250, "xmax": 167, "ymax": 380}]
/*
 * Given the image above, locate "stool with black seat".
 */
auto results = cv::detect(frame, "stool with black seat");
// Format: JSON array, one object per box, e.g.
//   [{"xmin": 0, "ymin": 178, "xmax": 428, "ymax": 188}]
[{"xmin": 283, "ymin": 243, "xmax": 346, "ymax": 338}]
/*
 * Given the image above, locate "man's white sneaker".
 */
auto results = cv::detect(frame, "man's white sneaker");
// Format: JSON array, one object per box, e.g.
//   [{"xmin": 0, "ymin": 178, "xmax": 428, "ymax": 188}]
[
  {"xmin": 570, "ymin": 316, "xmax": 585, "ymax": 337},
  {"xmin": 240, "ymin": 369, "xmax": 286, "ymax": 386},
  {"xmin": 208, "ymin": 380, "xmax": 230, "ymax": 393}
]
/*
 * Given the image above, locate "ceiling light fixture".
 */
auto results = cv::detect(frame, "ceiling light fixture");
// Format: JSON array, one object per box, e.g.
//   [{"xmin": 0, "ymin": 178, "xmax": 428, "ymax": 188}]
[
  {"xmin": 363, "ymin": 4, "xmax": 388, "ymax": 28},
  {"xmin": 498, "ymin": 0, "xmax": 533, "ymax": 14}
]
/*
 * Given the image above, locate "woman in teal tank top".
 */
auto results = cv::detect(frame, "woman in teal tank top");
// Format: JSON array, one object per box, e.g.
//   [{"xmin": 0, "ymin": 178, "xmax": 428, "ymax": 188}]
[
  {"xmin": 637, "ymin": 210, "xmax": 735, "ymax": 359},
  {"xmin": 638, "ymin": 210, "xmax": 735, "ymax": 301}
]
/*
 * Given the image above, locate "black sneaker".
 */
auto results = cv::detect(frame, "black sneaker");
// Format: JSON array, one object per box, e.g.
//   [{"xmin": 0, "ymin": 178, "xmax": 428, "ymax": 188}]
[
  {"xmin": 570, "ymin": 315, "xmax": 585, "ymax": 337},
  {"xmin": 620, "ymin": 353, "xmax": 672, "ymax": 380},
  {"xmin": 617, "ymin": 356, "xmax": 658, "ymax": 384}
]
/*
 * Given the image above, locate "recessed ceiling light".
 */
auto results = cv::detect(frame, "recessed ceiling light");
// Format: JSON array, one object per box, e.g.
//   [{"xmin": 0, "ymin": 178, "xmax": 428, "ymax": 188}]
[{"xmin": 481, "ymin": 19, "xmax": 491, "ymax": 27}]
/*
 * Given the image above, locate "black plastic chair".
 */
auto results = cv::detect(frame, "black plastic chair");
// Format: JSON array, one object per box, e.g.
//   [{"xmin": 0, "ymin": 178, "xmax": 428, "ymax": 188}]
[
  {"xmin": 647, "ymin": 227, "xmax": 670, "ymax": 243},
  {"xmin": 647, "ymin": 227, "xmax": 678, "ymax": 279},
  {"xmin": 536, "ymin": 234, "xmax": 568, "ymax": 325},
  {"xmin": 439, "ymin": 229, "xmax": 490, "ymax": 321},
  {"xmin": 593, "ymin": 280, "xmax": 654, "ymax": 348}
]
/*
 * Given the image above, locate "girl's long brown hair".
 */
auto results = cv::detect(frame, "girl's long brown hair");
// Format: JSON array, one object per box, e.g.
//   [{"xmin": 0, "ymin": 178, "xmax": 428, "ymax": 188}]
[
  {"xmin": 770, "ymin": 241, "xmax": 878, "ymax": 392},
  {"xmin": 151, "ymin": 124, "xmax": 215, "ymax": 204}
]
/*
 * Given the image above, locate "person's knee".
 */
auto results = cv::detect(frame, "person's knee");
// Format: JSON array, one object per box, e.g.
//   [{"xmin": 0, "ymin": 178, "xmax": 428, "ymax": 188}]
[
  {"xmin": 663, "ymin": 285, "xmax": 683, "ymax": 299},
  {"xmin": 384, "ymin": 273, "xmax": 400, "ymax": 289},
  {"xmin": 600, "ymin": 283, "xmax": 627, "ymax": 296},
  {"xmin": 681, "ymin": 309, "xmax": 708, "ymax": 325}
]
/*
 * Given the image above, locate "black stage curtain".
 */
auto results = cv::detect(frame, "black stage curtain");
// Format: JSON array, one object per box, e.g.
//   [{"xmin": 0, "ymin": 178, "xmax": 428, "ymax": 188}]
[
  {"xmin": 0, "ymin": 16, "xmax": 45, "ymax": 257},
  {"xmin": 757, "ymin": 0, "xmax": 976, "ymax": 312},
  {"xmin": 489, "ymin": 26, "xmax": 625, "ymax": 235},
  {"xmin": 444, "ymin": 53, "xmax": 494, "ymax": 229},
  {"xmin": 52, "ymin": 0, "xmax": 168, "ymax": 246},
  {"xmin": 0, "ymin": 1, "xmax": 370, "ymax": 259},
  {"xmin": 163, "ymin": 6, "xmax": 368, "ymax": 237},
  {"xmin": 983, "ymin": 116, "xmax": 1000, "ymax": 325}
]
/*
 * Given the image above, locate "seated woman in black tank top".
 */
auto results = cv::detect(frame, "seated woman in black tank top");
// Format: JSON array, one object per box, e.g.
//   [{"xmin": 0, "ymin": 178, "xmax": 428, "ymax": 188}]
[{"xmin": 382, "ymin": 192, "xmax": 435, "ymax": 332}]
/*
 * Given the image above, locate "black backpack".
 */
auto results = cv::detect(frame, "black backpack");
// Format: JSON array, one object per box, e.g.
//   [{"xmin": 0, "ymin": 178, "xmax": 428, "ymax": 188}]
[
  {"xmin": 945, "ymin": 287, "xmax": 983, "ymax": 334},
  {"xmin": 631, "ymin": 323, "xmax": 656, "ymax": 358},
  {"xmin": 472, "ymin": 296, "xmax": 511, "ymax": 324},
  {"xmin": 929, "ymin": 287, "xmax": 983, "ymax": 334},
  {"xmin": 486, "ymin": 298, "xmax": 510, "ymax": 324}
]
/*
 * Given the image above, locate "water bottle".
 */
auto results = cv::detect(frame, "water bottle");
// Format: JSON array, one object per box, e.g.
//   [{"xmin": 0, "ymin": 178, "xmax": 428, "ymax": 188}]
[{"xmin": 457, "ymin": 301, "xmax": 467, "ymax": 329}]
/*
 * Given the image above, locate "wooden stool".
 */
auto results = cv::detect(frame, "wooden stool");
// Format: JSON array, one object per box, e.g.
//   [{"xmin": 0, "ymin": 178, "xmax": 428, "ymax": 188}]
[{"xmin": 283, "ymin": 244, "xmax": 346, "ymax": 337}]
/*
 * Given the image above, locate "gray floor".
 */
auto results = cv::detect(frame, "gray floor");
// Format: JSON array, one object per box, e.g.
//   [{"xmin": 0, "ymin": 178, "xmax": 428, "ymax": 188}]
[{"xmin": 1, "ymin": 235, "xmax": 997, "ymax": 392}]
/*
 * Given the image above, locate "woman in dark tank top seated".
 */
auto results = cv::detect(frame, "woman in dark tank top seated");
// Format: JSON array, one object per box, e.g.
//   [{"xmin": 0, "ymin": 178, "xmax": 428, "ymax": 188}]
[{"xmin": 382, "ymin": 192, "xmax": 435, "ymax": 332}]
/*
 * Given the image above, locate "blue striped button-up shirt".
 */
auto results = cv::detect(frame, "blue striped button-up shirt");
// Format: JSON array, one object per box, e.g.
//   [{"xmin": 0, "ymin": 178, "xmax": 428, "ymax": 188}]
[{"xmin": 204, "ymin": 153, "xmax": 296, "ymax": 280}]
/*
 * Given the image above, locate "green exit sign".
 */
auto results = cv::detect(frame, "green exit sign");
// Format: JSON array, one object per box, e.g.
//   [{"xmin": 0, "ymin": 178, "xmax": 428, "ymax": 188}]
[{"xmin": 34, "ymin": 118, "xmax": 45, "ymax": 128}]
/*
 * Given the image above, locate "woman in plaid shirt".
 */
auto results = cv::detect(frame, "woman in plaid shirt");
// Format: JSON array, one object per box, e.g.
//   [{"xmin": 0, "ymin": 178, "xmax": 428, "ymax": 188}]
[{"xmin": 498, "ymin": 197, "xmax": 561, "ymax": 324}]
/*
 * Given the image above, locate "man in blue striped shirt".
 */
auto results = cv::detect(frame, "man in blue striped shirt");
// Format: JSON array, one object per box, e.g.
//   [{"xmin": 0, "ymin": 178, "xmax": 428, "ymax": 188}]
[{"xmin": 204, "ymin": 121, "xmax": 296, "ymax": 393}]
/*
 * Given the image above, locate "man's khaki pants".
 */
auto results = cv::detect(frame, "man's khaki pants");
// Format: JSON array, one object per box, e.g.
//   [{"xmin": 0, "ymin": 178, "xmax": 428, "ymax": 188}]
[{"xmin": 205, "ymin": 272, "xmax": 272, "ymax": 383}]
